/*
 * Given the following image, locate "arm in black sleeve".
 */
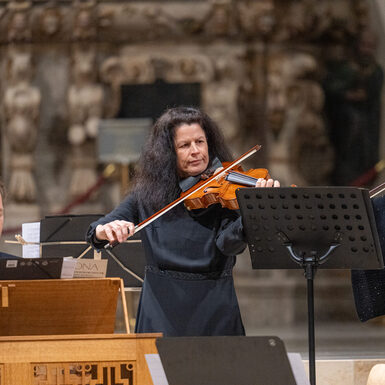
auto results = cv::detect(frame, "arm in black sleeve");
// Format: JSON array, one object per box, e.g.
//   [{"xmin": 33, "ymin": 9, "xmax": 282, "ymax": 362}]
[
  {"xmin": 85, "ymin": 194, "xmax": 139, "ymax": 249},
  {"xmin": 215, "ymin": 209, "xmax": 247, "ymax": 256}
]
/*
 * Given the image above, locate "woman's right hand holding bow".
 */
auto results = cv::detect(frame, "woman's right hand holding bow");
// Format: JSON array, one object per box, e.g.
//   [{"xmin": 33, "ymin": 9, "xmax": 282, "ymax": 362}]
[{"xmin": 95, "ymin": 220, "xmax": 135, "ymax": 244}]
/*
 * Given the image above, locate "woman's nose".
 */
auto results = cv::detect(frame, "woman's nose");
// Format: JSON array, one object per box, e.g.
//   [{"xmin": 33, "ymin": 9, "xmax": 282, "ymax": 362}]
[{"xmin": 190, "ymin": 143, "xmax": 199, "ymax": 153}]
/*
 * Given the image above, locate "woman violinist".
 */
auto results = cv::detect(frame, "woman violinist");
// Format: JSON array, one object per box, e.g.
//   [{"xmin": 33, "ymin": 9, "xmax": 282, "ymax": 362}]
[{"xmin": 86, "ymin": 106, "xmax": 280, "ymax": 336}]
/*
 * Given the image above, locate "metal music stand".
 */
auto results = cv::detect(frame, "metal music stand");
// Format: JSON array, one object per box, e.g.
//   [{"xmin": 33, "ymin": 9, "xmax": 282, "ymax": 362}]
[
  {"xmin": 40, "ymin": 215, "xmax": 145, "ymax": 287},
  {"xmin": 156, "ymin": 336, "xmax": 297, "ymax": 385},
  {"xmin": 236, "ymin": 186, "xmax": 384, "ymax": 385}
]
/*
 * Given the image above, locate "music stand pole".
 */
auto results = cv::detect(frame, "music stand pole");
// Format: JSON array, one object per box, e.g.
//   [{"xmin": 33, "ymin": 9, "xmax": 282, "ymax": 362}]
[
  {"xmin": 307, "ymin": 265, "xmax": 316, "ymax": 385},
  {"xmin": 279, "ymin": 234, "xmax": 340, "ymax": 385}
]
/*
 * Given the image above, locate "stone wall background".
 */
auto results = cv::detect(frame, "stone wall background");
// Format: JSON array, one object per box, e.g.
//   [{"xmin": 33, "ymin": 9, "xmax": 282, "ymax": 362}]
[{"xmin": 0, "ymin": 0, "xmax": 384, "ymax": 331}]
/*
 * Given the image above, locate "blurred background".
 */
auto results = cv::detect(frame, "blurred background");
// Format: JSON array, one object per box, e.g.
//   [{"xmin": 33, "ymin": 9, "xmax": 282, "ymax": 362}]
[{"xmin": 1, "ymin": 0, "xmax": 385, "ymax": 356}]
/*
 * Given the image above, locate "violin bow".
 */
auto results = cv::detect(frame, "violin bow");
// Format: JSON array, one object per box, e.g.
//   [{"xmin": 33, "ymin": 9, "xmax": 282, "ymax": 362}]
[
  {"xmin": 105, "ymin": 144, "xmax": 261, "ymax": 249},
  {"xmin": 369, "ymin": 181, "xmax": 385, "ymax": 198}
]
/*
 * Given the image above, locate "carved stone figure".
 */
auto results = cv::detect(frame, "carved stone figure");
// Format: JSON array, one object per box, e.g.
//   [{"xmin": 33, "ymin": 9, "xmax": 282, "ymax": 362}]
[
  {"xmin": 266, "ymin": 52, "xmax": 333, "ymax": 186},
  {"xmin": 7, "ymin": 9, "xmax": 31, "ymax": 42},
  {"xmin": 100, "ymin": 50, "xmax": 215, "ymax": 118},
  {"xmin": 100, "ymin": 56, "xmax": 126, "ymax": 118},
  {"xmin": 38, "ymin": 5, "xmax": 62, "ymax": 37},
  {"xmin": 72, "ymin": 1, "xmax": 98, "ymax": 41},
  {"xmin": 275, "ymin": 1, "xmax": 314, "ymax": 42},
  {"xmin": 203, "ymin": 53, "xmax": 241, "ymax": 141},
  {"xmin": 291, "ymin": 82, "xmax": 334, "ymax": 185},
  {"xmin": 3, "ymin": 49, "xmax": 40, "ymax": 202},
  {"xmin": 323, "ymin": 29, "xmax": 384, "ymax": 185},
  {"xmin": 67, "ymin": 48, "xmax": 104, "ymax": 199},
  {"xmin": 237, "ymin": 0, "xmax": 275, "ymax": 39},
  {"xmin": 204, "ymin": 1, "xmax": 234, "ymax": 38},
  {"xmin": 203, "ymin": 81, "xmax": 239, "ymax": 141}
]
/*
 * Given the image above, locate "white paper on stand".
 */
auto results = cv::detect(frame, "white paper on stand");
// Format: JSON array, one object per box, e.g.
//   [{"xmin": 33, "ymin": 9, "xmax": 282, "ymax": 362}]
[
  {"xmin": 145, "ymin": 354, "xmax": 169, "ymax": 385},
  {"xmin": 61, "ymin": 258, "xmax": 108, "ymax": 279},
  {"xmin": 22, "ymin": 222, "xmax": 40, "ymax": 258},
  {"xmin": 61, "ymin": 258, "xmax": 77, "ymax": 279},
  {"xmin": 288, "ymin": 353, "xmax": 311, "ymax": 385},
  {"xmin": 73, "ymin": 259, "xmax": 107, "ymax": 278}
]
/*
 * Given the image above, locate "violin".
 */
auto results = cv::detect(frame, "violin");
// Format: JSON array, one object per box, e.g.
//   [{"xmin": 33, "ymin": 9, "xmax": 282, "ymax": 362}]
[
  {"xmin": 182, "ymin": 164, "xmax": 270, "ymax": 210},
  {"xmin": 105, "ymin": 144, "xmax": 263, "ymax": 248}
]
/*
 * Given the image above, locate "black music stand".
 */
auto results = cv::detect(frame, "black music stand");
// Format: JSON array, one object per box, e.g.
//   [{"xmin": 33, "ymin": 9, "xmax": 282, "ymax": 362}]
[
  {"xmin": 237, "ymin": 187, "xmax": 384, "ymax": 385},
  {"xmin": 0, "ymin": 257, "xmax": 63, "ymax": 280},
  {"xmin": 40, "ymin": 215, "xmax": 145, "ymax": 287},
  {"xmin": 156, "ymin": 336, "xmax": 297, "ymax": 385}
]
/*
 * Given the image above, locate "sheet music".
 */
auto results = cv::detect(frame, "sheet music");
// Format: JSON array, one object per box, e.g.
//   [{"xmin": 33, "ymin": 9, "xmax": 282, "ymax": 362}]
[
  {"xmin": 145, "ymin": 354, "xmax": 169, "ymax": 385},
  {"xmin": 22, "ymin": 222, "xmax": 40, "ymax": 258},
  {"xmin": 288, "ymin": 353, "xmax": 311, "ymax": 385}
]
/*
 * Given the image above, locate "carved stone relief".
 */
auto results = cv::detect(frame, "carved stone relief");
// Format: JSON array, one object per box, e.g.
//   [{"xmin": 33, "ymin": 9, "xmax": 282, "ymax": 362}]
[
  {"xmin": 0, "ymin": 0, "xmax": 372, "ymax": 208},
  {"xmin": 0, "ymin": 1, "xmax": 372, "ymax": 45},
  {"xmin": 6, "ymin": 0, "xmax": 32, "ymax": 43},
  {"xmin": 3, "ymin": 48, "xmax": 40, "ymax": 203},
  {"xmin": 72, "ymin": 0, "xmax": 98, "ymax": 42},
  {"xmin": 36, "ymin": 4, "xmax": 63, "ymax": 39},
  {"xmin": 67, "ymin": 47, "xmax": 103, "ymax": 200},
  {"xmin": 273, "ymin": 0, "xmax": 367, "ymax": 43},
  {"xmin": 99, "ymin": 45, "xmax": 246, "ymax": 145},
  {"xmin": 265, "ymin": 52, "xmax": 333, "ymax": 186},
  {"xmin": 237, "ymin": 0, "xmax": 276, "ymax": 39},
  {"xmin": 0, "ymin": 0, "xmax": 377, "ymax": 329}
]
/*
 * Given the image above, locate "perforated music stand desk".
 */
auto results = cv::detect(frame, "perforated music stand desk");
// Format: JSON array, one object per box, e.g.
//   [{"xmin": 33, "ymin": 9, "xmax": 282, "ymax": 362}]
[
  {"xmin": 237, "ymin": 186, "xmax": 384, "ymax": 385},
  {"xmin": 156, "ymin": 336, "xmax": 297, "ymax": 385}
]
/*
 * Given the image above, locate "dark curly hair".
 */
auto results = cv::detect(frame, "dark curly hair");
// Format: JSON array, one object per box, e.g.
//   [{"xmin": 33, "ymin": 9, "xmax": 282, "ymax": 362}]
[{"xmin": 131, "ymin": 106, "xmax": 233, "ymax": 212}]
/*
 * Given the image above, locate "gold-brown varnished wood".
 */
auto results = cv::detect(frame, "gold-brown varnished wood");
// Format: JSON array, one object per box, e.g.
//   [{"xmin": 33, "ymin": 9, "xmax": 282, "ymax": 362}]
[
  {"xmin": 0, "ymin": 333, "xmax": 161, "ymax": 385},
  {"xmin": 0, "ymin": 278, "xmax": 160, "ymax": 384},
  {"xmin": 0, "ymin": 278, "xmax": 123, "ymax": 336}
]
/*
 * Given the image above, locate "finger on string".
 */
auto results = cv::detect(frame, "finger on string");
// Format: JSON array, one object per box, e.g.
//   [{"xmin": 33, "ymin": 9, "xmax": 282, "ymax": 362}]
[{"xmin": 266, "ymin": 178, "xmax": 274, "ymax": 187}]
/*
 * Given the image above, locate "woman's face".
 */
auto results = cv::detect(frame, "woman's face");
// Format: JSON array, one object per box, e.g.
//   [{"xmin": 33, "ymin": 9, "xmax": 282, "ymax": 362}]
[{"xmin": 174, "ymin": 123, "xmax": 209, "ymax": 178}]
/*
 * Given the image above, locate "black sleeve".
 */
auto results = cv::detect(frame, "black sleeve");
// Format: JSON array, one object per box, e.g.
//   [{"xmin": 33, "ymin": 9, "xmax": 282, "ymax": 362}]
[
  {"xmin": 215, "ymin": 209, "xmax": 247, "ymax": 256},
  {"xmin": 85, "ymin": 194, "xmax": 139, "ymax": 249}
]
